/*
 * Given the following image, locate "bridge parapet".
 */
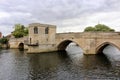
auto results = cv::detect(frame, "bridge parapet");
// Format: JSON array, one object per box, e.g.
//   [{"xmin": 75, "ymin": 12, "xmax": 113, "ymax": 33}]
[
  {"xmin": 55, "ymin": 32, "xmax": 120, "ymax": 54},
  {"xmin": 9, "ymin": 36, "xmax": 29, "ymax": 49},
  {"xmin": 8, "ymin": 22, "xmax": 120, "ymax": 54},
  {"xmin": 56, "ymin": 32, "xmax": 120, "ymax": 39}
]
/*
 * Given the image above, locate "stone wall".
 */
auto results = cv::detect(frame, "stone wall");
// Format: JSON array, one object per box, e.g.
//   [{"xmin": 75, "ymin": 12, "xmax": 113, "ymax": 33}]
[
  {"xmin": 27, "ymin": 23, "xmax": 57, "ymax": 53},
  {"xmin": 9, "ymin": 22, "xmax": 120, "ymax": 54},
  {"xmin": 9, "ymin": 36, "xmax": 28, "ymax": 49}
]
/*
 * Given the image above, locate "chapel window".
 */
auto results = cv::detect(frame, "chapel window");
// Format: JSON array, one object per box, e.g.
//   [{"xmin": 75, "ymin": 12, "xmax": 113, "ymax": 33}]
[
  {"xmin": 45, "ymin": 27, "xmax": 49, "ymax": 34},
  {"xmin": 34, "ymin": 27, "xmax": 38, "ymax": 34}
]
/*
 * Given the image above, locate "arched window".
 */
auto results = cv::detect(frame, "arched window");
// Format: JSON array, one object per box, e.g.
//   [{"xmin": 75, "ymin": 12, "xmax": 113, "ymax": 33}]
[
  {"xmin": 45, "ymin": 27, "xmax": 49, "ymax": 34},
  {"xmin": 34, "ymin": 27, "xmax": 38, "ymax": 34}
]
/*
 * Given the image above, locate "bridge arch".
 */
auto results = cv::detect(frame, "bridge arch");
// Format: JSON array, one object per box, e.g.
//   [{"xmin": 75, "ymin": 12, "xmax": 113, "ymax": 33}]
[
  {"xmin": 18, "ymin": 42, "xmax": 24, "ymax": 50},
  {"xmin": 96, "ymin": 42, "xmax": 120, "ymax": 54},
  {"xmin": 57, "ymin": 40, "xmax": 82, "ymax": 51}
]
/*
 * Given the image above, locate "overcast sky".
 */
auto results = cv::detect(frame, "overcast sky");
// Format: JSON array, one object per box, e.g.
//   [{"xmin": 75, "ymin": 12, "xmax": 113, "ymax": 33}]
[{"xmin": 0, "ymin": 0, "xmax": 120, "ymax": 36}]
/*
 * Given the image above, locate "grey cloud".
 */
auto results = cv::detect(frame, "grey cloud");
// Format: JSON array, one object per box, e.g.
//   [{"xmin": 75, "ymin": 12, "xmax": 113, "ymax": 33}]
[
  {"xmin": 0, "ymin": 0, "xmax": 120, "ymax": 35},
  {"xmin": 1, "ymin": 0, "xmax": 120, "ymax": 21}
]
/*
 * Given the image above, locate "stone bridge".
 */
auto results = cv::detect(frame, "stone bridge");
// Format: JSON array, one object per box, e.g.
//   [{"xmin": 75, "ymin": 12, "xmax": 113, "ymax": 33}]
[
  {"xmin": 9, "ymin": 36, "xmax": 28, "ymax": 50},
  {"xmin": 56, "ymin": 32, "xmax": 120, "ymax": 54},
  {"xmin": 9, "ymin": 23, "xmax": 120, "ymax": 54}
]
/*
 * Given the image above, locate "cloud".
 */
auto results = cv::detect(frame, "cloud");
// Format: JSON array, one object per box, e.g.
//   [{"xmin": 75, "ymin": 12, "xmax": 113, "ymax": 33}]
[
  {"xmin": 0, "ymin": 12, "xmax": 10, "ymax": 18},
  {"xmin": 0, "ymin": 0, "xmax": 120, "ymax": 35}
]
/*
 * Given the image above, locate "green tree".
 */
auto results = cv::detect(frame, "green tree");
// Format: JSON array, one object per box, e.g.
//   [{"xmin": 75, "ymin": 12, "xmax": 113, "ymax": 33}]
[
  {"xmin": 84, "ymin": 26, "xmax": 96, "ymax": 32},
  {"xmin": 24, "ymin": 27, "xmax": 28, "ymax": 36},
  {"xmin": 12, "ymin": 24, "xmax": 28, "ymax": 38},
  {"xmin": 0, "ymin": 37, "xmax": 9, "ymax": 44},
  {"xmin": 84, "ymin": 24, "xmax": 115, "ymax": 32}
]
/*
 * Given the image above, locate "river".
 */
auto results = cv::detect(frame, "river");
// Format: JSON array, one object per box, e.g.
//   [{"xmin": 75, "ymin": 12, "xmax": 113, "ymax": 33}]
[{"xmin": 0, "ymin": 45, "xmax": 120, "ymax": 80}]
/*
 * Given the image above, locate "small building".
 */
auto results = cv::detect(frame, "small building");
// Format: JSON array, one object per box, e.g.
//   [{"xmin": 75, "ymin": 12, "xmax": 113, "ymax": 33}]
[
  {"xmin": 27, "ymin": 23, "xmax": 56, "ymax": 53},
  {"xmin": 0, "ymin": 32, "xmax": 2, "ymax": 38}
]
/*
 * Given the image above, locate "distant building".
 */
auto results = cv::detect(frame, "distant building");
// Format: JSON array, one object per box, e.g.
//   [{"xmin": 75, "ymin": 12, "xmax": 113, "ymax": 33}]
[
  {"xmin": 0, "ymin": 32, "xmax": 2, "ymax": 38},
  {"xmin": 6, "ymin": 34, "xmax": 12, "ymax": 39}
]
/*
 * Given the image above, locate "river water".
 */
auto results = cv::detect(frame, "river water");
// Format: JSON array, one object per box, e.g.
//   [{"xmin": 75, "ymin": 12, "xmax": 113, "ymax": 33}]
[{"xmin": 0, "ymin": 45, "xmax": 120, "ymax": 80}]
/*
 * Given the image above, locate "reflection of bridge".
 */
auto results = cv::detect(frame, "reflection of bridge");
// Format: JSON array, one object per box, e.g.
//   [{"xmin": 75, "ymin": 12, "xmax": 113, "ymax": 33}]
[{"xmin": 9, "ymin": 23, "xmax": 120, "ymax": 54}]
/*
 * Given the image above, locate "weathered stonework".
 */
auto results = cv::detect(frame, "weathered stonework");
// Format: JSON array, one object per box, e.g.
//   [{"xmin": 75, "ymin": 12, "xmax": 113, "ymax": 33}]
[
  {"xmin": 9, "ymin": 23, "xmax": 120, "ymax": 54},
  {"xmin": 9, "ymin": 36, "xmax": 28, "ymax": 49},
  {"xmin": 27, "ymin": 23, "xmax": 57, "ymax": 53}
]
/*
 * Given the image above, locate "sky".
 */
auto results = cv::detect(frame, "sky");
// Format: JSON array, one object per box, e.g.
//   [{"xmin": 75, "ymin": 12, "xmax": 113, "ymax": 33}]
[{"xmin": 0, "ymin": 0, "xmax": 120, "ymax": 36}]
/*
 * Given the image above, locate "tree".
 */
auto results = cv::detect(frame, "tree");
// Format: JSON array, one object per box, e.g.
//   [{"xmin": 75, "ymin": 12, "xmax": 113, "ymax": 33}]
[
  {"xmin": 24, "ymin": 27, "xmax": 28, "ymax": 36},
  {"xmin": 95, "ymin": 24, "xmax": 115, "ymax": 32},
  {"xmin": 0, "ymin": 37, "xmax": 9, "ymax": 44},
  {"xmin": 12, "ymin": 24, "xmax": 28, "ymax": 38},
  {"xmin": 84, "ymin": 24, "xmax": 115, "ymax": 32},
  {"xmin": 84, "ymin": 26, "xmax": 95, "ymax": 32}
]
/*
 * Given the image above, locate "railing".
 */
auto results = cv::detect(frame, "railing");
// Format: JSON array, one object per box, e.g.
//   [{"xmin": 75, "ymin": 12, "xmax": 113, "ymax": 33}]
[{"xmin": 24, "ymin": 41, "xmax": 39, "ymax": 46}]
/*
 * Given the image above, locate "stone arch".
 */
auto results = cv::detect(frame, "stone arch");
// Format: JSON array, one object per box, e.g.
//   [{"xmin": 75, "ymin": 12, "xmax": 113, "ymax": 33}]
[
  {"xmin": 57, "ymin": 40, "xmax": 82, "ymax": 51},
  {"xmin": 96, "ymin": 42, "xmax": 120, "ymax": 54},
  {"xmin": 18, "ymin": 42, "xmax": 24, "ymax": 50}
]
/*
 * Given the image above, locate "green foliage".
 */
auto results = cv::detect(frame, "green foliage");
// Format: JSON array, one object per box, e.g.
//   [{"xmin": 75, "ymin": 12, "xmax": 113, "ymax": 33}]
[
  {"xmin": 84, "ymin": 26, "xmax": 96, "ymax": 32},
  {"xmin": 84, "ymin": 24, "xmax": 115, "ymax": 32},
  {"xmin": 24, "ymin": 27, "xmax": 28, "ymax": 36},
  {"xmin": 95, "ymin": 24, "xmax": 115, "ymax": 32},
  {"xmin": 0, "ymin": 37, "xmax": 9, "ymax": 44},
  {"xmin": 12, "ymin": 24, "xmax": 28, "ymax": 38}
]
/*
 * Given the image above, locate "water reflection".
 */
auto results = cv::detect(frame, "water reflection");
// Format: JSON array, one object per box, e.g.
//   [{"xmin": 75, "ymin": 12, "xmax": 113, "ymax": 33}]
[
  {"xmin": 66, "ymin": 44, "xmax": 111, "ymax": 69},
  {"xmin": 0, "ymin": 49, "xmax": 29, "ymax": 80},
  {"xmin": 103, "ymin": 45, "xmax": 120, "ymax": 73},
  {"xmin": 103, "ymin": 45, "xmax": 120, "ymax": 61},
  {"xmin": 28, "ymin": 52, "xmax": 61, "ymax": 79},
  {"xmin": 0, "ymin": 47, "xmax": 120, "ymax": 80},
  {"xmin": 66, "ymin": 45, "xmax": 83, "ymax": 64}
]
